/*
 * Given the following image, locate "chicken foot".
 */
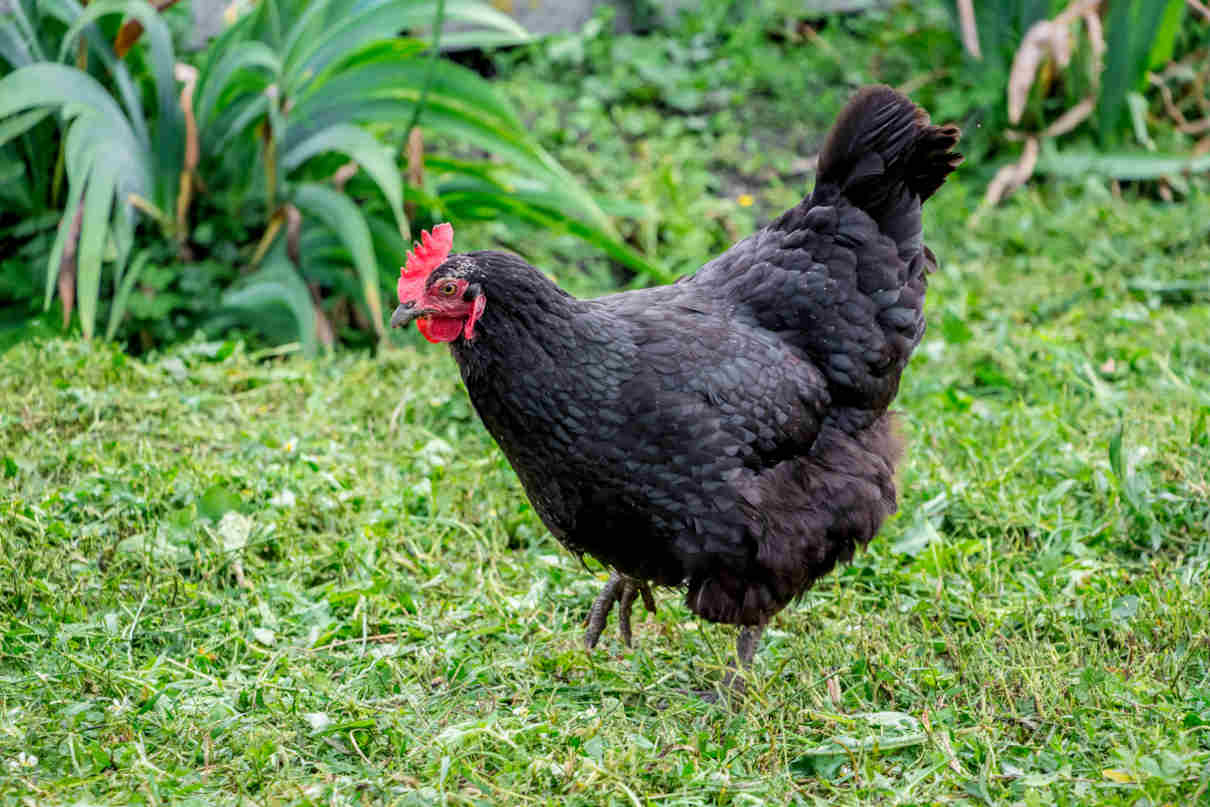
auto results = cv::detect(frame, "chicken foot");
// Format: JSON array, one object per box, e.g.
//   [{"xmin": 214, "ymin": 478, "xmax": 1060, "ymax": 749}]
[
  {"xmin": 584, "ymin": 572, "xmax": 657, "ymax": 649},
  {"xmin": 692, "ymin": 622, "xmax": 768, "ymax": 707},
  {"xmin": 720, "ymin": 622, "xmax": 766, "ymax": 697}
]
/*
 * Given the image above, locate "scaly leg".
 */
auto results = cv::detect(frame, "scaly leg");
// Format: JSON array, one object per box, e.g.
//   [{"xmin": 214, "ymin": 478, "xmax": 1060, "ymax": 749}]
[
  {"xmin": 584, "ymin": 572, "xmax": 657, "ymax": 649},
  {"xmin": 720, "ymin": 622, "xmax": 767, "ymax": 702}
]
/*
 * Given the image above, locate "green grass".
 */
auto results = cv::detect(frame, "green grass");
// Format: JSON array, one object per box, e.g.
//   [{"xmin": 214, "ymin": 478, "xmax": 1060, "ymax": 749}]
[
  {"xmin": 4, "ymin": 3, "xmax": 1210, "ymax": 802},
  {"xmin": 2, "ymin": 180, "xmax": 1209, "ymax": 804}
]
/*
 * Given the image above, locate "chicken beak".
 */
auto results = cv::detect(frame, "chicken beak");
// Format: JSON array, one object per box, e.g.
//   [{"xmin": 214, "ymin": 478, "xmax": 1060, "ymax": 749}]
[{"xmin": 390, "ymin": 303, "xmax": 421, "ymax": 329}]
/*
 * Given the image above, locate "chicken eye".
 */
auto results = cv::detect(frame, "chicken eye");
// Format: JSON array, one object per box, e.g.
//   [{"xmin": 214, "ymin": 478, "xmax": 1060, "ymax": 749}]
[{"xmin": 439, "ymin": 281, "xmax": 458, "ymax": 296}]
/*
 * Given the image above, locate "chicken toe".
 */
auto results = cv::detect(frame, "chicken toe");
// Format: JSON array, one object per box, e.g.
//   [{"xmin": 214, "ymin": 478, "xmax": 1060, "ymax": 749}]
[{"xmin": 584, "ymin": 572, "xmax": 656, "ymax": 649}]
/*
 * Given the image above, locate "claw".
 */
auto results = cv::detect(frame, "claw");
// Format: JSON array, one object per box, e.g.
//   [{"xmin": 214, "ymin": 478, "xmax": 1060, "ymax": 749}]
[
  {"xmin": 584, "ymin": 572, "xmax": 657, "ymax": 650},
  {"xmin": 638, "ymin": 583, "xmax": 657, "ymax": 614}
]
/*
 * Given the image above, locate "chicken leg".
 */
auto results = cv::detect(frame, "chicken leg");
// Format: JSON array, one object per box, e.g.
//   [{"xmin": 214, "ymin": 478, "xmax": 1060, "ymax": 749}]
[
  {"xmin": 584, "ymin": 572, "xmax": 657, "ymax": 649},
  {"xmin": 720, "ymin": 622, "xmax": 766, "ymax": 696}
]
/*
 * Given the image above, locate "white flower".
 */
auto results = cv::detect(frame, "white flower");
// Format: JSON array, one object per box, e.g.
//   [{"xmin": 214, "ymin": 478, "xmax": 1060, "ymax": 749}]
[
  {"xmin": 269, "ymin": 489, "xmax": 296, "ymax": 508},
  {"xmin": 8, "ymin": 751, "xmax": 37, "ymax": 769}
]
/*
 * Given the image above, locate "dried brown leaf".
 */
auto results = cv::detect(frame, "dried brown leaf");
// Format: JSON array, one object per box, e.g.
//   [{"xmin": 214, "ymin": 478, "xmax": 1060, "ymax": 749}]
[
  {"xmin": 1043, "ymin": 96, "xmax": 1096, "ymax": 139},
  {"xmin": 114, "ymin": 0, "xmax": 184, "ymax": 58},
  {"xmin": 956, "ymin": 0, "xmax": 981, "ymax": 60},
  {"xmin": 404, "ymin": 127, "xmax": 425, "ymax": 228},
  {"xmin": 1007, "ymin": 0, "xmax": 1101, "ymax": 124},
  {"xmin": 974, "ymin": 136, "xmax": 1039, "ymax": 224},
  {"xmin": 935, "ymin": 729, "xmax": 964, "ymax": 775},
  {"xmin": 113, "ymin": 20, "xmax": 144, "ymax": 59},
  {"xmin": 331, "ymin": 161, "xmax": 359, "ymax": 191},
  {"xmin": 826, "ymin": 675, "xmax": 843, "ymax": 709},
  {"xmin": 58, "ymin": 197, "xmax": 84, "ymax": 329},
  {"xmin": 308, "ymin": 283, "xmax": 335, "ymax": 348},
  {"xmin": 285, "ymin": 204, "xmax": 301, "ymax": 268},
  {"xmin": 175, "ymin": 63, "xmax": 200, "ymax": 241},
  {"xmin": 1008, "ymin": 23, "xmax": 1070, "ymax": 124}
]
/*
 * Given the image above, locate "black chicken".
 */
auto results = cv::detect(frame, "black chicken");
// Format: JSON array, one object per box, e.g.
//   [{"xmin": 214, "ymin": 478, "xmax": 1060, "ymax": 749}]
[{"xmin": 392, "ymin": 86, "xmax": 960, "ymax": 690}]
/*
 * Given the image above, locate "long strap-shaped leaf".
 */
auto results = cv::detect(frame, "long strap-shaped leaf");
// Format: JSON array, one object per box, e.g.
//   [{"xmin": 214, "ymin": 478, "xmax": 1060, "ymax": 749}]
[
  {"xmin": 281, "ymin": 0, "xmax": 526, "ymax": 96},
  {"xmin": 106, "ymin": 251, "xmax": 149, "ymax": 341},
  {"xmin": 283, "ymin": 123, "xmax": 407, "ymax": 237},
  {"xmin": 293, "ymin": 182, "xmax": 384, "ymax": 338},
  {"xmin": 1098, "ymin": 0, "xmax": 1185, "ymax": 144},
  {"xmin": 59, "ymin": 0, "xmax": 183, "ymax": 212},
  {"xmin": 289, "ymin": 59, "xmax": 617, "ymax": 236},
  {"xmin": 0, "ymin": 108, "xmax": 52, "ymax": 148},
  {"xmin": 194, "ymin": 41, "xmax": 281, "ymax": 135},
  {"xmin": 0, "ymin": 0, "xmax": 45, "ymax": 67},
  {"xmin": 40, "ymin": 0, "xmax": 149, "ymax": 150},
  {"xmin": 76, "ymin": 155, "xmax": 120, "ymax": 340},
  {"xmin": 224, "ymin": 244, "xmax": 318, "ymax": 355}
]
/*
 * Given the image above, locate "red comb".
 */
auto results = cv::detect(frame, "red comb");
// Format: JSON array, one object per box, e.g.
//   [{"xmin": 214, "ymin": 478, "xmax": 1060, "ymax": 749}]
[
  {"xmin": 398, "ymin": 223, "xmax": 453, "ymax": 303},
  {"xmin": 403, "ymin": 223, "xmax": 453, "ymax": 278}
]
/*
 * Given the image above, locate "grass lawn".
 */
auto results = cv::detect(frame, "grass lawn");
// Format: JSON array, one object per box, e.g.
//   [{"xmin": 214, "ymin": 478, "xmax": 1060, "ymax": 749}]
[
  {"xmin": 3, "ymin": 178, "xmax": 1209, "ymax": 804},
  {"xmin": 4, "ymin": 3, "xmax": 1210, "ymax": 801}
]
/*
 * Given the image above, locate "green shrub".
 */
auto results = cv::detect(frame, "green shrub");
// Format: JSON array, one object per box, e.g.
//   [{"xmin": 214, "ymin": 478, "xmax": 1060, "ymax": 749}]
[{"xmin": 0, "ymin": 0, "xmax": 664, "ymax": 353}]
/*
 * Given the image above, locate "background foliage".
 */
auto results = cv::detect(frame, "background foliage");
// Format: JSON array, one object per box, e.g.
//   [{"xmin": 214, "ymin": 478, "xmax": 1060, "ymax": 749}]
[
  {"xmin": 0, "ymin": 0, "xmax": 660, "ymax": 353},
  {"xmin": 5, "ymin": 0, "xmax": 1208, "ymax": 354}
]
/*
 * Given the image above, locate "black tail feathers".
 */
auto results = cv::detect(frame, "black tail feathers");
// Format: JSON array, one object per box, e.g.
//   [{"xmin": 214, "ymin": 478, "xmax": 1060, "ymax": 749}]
[{"xmin": 814, "ymin": 85, "xmax": 962, "ymax": 219}]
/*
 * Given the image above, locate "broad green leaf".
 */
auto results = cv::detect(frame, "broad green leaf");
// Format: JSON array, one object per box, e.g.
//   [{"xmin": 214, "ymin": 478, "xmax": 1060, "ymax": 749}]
[
  {"xmin": 1037, "ymin": 146, "xmax": 1210, "ymax": 180},
  {"xmin": 44, "ymin": 176, "xmax": 87, "ymax": 311},
  {"xmin": 431, "ymin": 0, "xmax": 528, "ymax": 38},
  {"xmin": 105, "ymin": 250, "xmax": 148, "ymax": 341},
  {"xmin": 76, "ymin": 155, "xmax": 118, "ymax": 340},
  {"xmin": 1147, "ymin": 0, "xmax": 1185, "ymax": 70},
  {"xmin": 109, "ymin": 200, "xmax": 134, "ymax": 275},
  {"xmin": 0, "ymin": 63, "xmax": 127, "ymax": 134},
  {"xmin": 890, "ymin": 514, "xmax": 941, "ymax": 557},
  {"xmin": 223, "ymin": 245, "xmax": 318, "ymax": 355},
  {"xmin": 58, "ymin": 0, "xmax": 177, "ymax": 122},
  {"xmin": 40, "ymin": 0, "xmax": 151, "ymax": 148},
  {"xmin": 0, "ymin": 64, "xmax": 150, "ymax": 204},
  {"xmin": 0, "ymin": 0, "xmax": 43, "ymax": 66},
  {"xmin": 279, "ymin": 0, "xmax": 333, "ymax": 74},
  {"xmin": 293, "ymin": 182, "xmax": 384, "ymax": 337},
  {"xmin": 290, "ymin": 60, "xmax": 616, "ymax": 236},
  {"xmin": 307, "ymin": 37, "xmax": 427, "ymax": 78},
  {"xmin": 207, "ymin": 94, "xmax": 270, "ymax": 154},
  {"xmin": 285, "ymin": 0, "xmax": 527, "ymax": 88},
  {"xmin": 0, "ymin": 19, "xmax": 36, "ymax": 70},
  {"xmin": 283, "ymin": 123, "xmax": 407, "ymax": 236},
  {"xmin": 87, "ymin": 0, "xmax": 180, "ymax": 210},
  {"xmin": 437, "ymin": 30, "xmax": 531, "ymax": 50},
  {"xmin": 0, "ymin": 107, "xmax": 51, "ymax": 148},
  {"xmin": 262, "ymin": 0, "xmax": 285, "ymax": 50},
  {"xmin": 58, "ymin": 106, "xmax": 150, "ymax": 216},
  {"xmin": 195, "ymin": 41, "xmax": 281, "ymax": 133},
  {"xmin": 1098, "ymin": 0, "xmax": 1179, "ymax": 144},
  {"xmin": 1098, "ymin": 0, "xmax": 1133, "ymax": 143},
  {"xmin": 293, "ymin": 57, "xmax": 523, "ymax": 141},
  {"xmin": 435, "ymin": 182, "xmax": 673, "ymax": 284},
  {"xmin": 367, "ymin": 215, "xmax": 408, "ymax": 274}
]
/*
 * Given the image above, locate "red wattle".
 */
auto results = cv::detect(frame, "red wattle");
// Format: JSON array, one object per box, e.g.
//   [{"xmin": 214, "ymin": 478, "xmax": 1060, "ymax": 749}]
[{"xmin": 417, "ymin": 316, "xmax": 464, "ymax": 343}]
